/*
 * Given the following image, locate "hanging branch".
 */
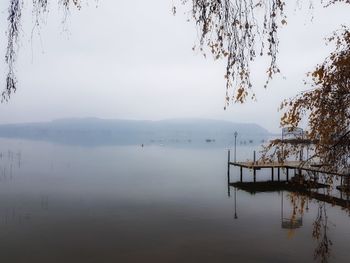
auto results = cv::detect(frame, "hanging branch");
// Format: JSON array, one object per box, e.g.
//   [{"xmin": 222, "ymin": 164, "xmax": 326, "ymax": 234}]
[
  {"xmin": 3, "ymin": 0, "xmax": 82, "ymax": 102},
  {"xmin": 4, "ymin": 0, "xmax": 23, "ymax": 102},
  {"xmin": 185, "ymin": 0, "xmax": 286, "ymax": 106}
]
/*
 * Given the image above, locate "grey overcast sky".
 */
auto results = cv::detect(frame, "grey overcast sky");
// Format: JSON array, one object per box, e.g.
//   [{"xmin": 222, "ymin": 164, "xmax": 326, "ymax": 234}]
[{"xmin": 0, "ymin": 0, "xmax": 349, "ymax": 132}]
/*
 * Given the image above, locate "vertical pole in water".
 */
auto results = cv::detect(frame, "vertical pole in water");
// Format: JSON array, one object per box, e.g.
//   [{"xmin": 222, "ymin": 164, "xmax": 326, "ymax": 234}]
[
  {"xmin": 278, "ymin": 168, "xmax": 280, "ymax": 181},
  {"xmin": 314, "ymin": 171, "xmax": 319, "ymax": 183},
  {"xmin": 271, "ymin": 168, "xmax": 274, "ymax": 181},
  {"xmin": 253, "ymin": 150, "xmax": 256, "ymax": 182},
  {"xmin": 281, "ymin": 191, "xmax": 284, "ymax": 223},
  {"xmin": 234, "ymin": 137, "xmax": 236, "ymax": 162},
  {"xmin": 286, "ymin": 168, "xmax": 289, "ymax": 182},
  {"xmin": 234, "ymin": 131, "xmax": 238, "ymax": 162},
  {"xmin": 227, "ymin": 150, "xmax": 231, "ymax": 184},
  {"xmin": 341, "ymin": 175, "xmax": 343, "ymax": 187},
  {"xmin": 234, "ymin": 187, "xmax": 238, "ymax": 219},
  {"xmin": 344, "ymin": 175, "xmax": 349, "ymax": 192},
  {"xmin": 240, "ymin": 166, "xmax": 243, "ymax": 182},
  {"xmin": 340, "ymin": 175, "xmax": 343, "ymax": 200}
]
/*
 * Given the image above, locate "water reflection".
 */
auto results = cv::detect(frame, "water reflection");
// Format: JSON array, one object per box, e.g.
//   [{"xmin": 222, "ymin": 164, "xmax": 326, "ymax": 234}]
[
  {"xmin": 0, "ymin": 138, "xmax": 349, "ymax": 262},
  {"xmin": 281, "ymin": 192, "xmax": 303, "ymax": 230},
  {"xmin": 289, "ymin": 192, "xmax": 333, "ymax": 263},
  {"xmin": 229, "ymin": 174, "xmax": 350, "ymax": 263},
  {"xmin": 0, "ymin": 150, "xmax": 21, "ymax": 183}
]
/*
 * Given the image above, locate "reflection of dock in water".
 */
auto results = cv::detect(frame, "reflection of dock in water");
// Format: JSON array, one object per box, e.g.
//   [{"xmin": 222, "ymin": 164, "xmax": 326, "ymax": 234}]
[
  {"xmin": 231, "ymin": 181, "xmax": 326, "ymax": 194},
  {"xmin": 230, "ymin": 181, "xmax": 350, "ymax": 209}
]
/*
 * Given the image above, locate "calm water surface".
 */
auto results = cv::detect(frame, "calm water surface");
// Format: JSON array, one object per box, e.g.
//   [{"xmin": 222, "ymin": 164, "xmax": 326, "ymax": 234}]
[{"xmin": 0, "ymin": 138, "xmax": 349, "ymax": 262}]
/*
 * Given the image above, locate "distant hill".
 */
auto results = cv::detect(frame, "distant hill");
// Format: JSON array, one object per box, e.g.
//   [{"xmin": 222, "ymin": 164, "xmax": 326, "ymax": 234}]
[{"xmin": 0, "ymin": 118, "xmax": 272, "ymax": 146}]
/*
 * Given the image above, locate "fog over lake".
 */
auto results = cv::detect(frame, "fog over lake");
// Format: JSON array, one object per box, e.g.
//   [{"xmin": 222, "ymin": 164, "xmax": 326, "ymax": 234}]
[{"xmin": 0, "ymin": 118, "xmax": 271, "ymax": 146}]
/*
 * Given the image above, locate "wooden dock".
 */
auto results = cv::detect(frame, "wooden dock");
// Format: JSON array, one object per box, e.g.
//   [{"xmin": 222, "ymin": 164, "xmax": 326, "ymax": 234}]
[
  {"xmin": 228, "ymin": 159, "xmax": 349, "ymax": 184},
  {"xmin": 230, "ymin": 161, "xmax": 347, "ymax": 176},
  {"xmin": 226, "ymin": 149, "xmax": 350, "ymax": 209},
  {"xmin": 226, "ymin": 149, "xmax": 350, "ymax": 191}
]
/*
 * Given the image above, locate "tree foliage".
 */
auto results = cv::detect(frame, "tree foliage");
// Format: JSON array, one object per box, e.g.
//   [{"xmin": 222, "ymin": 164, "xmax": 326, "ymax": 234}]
[
  {"xmin": 263, "ymin": 26, "xmax": 350, "ymax": 173},
  {"xmin": 177, "ymin": 0, "xmax": 287, "ymax": 105}
]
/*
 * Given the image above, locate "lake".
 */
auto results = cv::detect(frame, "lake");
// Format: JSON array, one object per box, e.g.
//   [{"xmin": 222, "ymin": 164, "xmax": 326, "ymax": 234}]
[{"xmin": 0, "ymin": 138, "xmax": 349, "ymax": 262}]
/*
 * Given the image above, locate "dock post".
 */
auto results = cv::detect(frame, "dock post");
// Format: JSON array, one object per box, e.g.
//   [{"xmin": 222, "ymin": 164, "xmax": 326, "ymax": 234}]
[
  {"xmin": 227, "ymin": 150, "xmax": 231, "ymax": 183},
  {"xmin": 340, "ymin": 177, "xmax": 343, "ymax": 199},
  {"xmin": 253, "ymin": 169, "xmax": 256, "ymax": 183},
  {"xmin": 278, "ymin": 168, "xmax": 280, "ymax": 181},
  {"xmin": 240, "ymin": 166, "xmax": 243, "ymax": 182},
  {"xmin": 271, "ymin": 168, "xmax": 274, "ymax": 181},
  {"xmin": 253, "ymin": 151, "xmax": 256, "ymax": 164},
  {"xmin": 341, "ymin": 175, "xmax": 343, "ymax": 187},
  {"xmin": 286, "ymin": 168, "xmax": 289, "ymax": 182},
  {"xmin": 234, "ymin": 131, "xmax": 238, "ymax": 162},
  {"xmin": 234, "ymin": 187, "xmax": 238, "ymax": 219}
]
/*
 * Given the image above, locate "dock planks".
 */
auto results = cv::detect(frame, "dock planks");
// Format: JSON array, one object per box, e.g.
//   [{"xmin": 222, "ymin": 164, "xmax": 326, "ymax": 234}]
[{"xmin": 229, "ymin": 161, "xmax": 348, "ymax": 177}]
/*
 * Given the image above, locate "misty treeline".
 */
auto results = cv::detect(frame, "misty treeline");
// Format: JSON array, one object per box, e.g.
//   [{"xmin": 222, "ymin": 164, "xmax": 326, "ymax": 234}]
[{"xmin": 3, "ymin": 0, "xmax": 350, "ymax": 171}]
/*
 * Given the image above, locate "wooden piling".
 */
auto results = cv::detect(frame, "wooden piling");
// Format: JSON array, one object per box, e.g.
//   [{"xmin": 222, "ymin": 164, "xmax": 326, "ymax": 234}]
[
  {"xmin": 227, "ymin": 150, "xmax": 231, "ymax": 183},
  {"xmin": 240, "ymin": 166, "xmax": 243, "ymax": 182},
  {"xmin": 341, "ymin": 175, "xmax": 343, "ymax": 186}
]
